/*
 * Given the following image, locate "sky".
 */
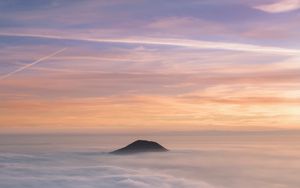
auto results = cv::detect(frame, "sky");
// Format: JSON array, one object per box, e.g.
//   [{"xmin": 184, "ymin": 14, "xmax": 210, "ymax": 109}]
[{"xmin": 0, "ymin": 0, "xmax": 300, "ymax": 133}]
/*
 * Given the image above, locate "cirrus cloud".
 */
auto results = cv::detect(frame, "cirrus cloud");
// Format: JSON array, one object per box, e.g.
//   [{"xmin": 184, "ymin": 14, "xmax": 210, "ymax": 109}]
[{"xmin": 254, "ymin": 0, "xmax": 300, "ymax": 13}]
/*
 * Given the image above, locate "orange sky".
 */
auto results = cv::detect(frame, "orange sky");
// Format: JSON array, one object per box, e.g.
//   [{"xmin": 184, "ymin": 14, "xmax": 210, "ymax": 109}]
[
  {"xmin": 1, "ymin": 47, "xmax": 299, "ymax": 133},
  {"xmin": 1, "ymin": 0, "xmax": 300, "ymax": 133}
]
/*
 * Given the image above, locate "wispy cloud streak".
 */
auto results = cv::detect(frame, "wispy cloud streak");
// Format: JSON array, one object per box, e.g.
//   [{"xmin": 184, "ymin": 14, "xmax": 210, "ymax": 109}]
[
  {"xmin": 255, "ymin": 0, "xmax": 300, "ymax": 13},
  {"xmin": 0, "ymin": 32, "xmax": 299, "ymax": 56},
  {"xmin": 0, "ymin": 48, "xmax": 67, "ymax": 80}
]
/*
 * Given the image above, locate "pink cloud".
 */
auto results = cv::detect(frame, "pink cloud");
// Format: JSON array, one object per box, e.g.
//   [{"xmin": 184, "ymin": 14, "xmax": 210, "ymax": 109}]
[{"xmin": 254, "ymin": 0, "xmax": 300, "ymax": 13}]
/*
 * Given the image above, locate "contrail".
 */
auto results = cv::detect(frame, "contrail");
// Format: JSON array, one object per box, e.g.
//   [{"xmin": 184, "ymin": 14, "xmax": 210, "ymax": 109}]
[
  {"xmin": 0, "ymin": 32, "xmax": 299, "ymax": 56},
  {"xmin": 0, "ymin": 48, "xmax": 67, "ymax": 80}
]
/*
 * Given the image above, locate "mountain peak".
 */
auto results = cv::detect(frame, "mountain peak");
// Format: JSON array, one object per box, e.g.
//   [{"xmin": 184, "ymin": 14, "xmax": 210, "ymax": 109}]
[{"xmin": 110, "ymin": 140, "xmax": 168, "ymax": 155}]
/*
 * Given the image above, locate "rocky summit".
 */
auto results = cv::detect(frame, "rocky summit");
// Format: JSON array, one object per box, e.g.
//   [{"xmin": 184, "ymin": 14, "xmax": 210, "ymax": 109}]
[{"xmin": 110, "ymin": 140, "xmax": 168, "ymax": 155}]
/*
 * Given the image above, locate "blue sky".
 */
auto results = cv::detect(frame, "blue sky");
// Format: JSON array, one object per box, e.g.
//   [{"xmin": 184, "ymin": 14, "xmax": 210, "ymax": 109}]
[{"xmin": 0, "ymin": 0, "xmax": 300, "ymax": 133}]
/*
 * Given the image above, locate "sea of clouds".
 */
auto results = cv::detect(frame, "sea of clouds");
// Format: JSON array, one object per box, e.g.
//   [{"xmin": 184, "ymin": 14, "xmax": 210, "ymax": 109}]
[
  {"xmin": 0, "ymin": 134, "xmax": 300, "ymax": 188},
  {"xmin": 0, "ymin": 152, "xmax": 214, "ymax": 188}
]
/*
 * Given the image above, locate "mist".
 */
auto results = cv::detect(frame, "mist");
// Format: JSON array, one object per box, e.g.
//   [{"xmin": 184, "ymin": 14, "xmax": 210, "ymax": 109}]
[{"xmin": 0, "ymin": 132, "xmax": 299, "ymax": 188}]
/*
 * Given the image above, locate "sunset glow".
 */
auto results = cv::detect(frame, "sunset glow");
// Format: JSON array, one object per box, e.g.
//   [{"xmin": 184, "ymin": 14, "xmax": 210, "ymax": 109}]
[
  {"xmin": 0, "ymin": 0, "xmax": 300, "ymax": 133},
  {"xmin": 1, "ymin": 1, "xmax": 300, "ymax": 188}
]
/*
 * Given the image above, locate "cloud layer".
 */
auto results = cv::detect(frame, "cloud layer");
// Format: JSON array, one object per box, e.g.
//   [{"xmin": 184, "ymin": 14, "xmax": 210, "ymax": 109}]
[
  {"xmin": 0, "ymin": 150, "xmax": 213, "ymax": 188},
  {"xmin": 0, "ymin": 164, "xmax": 212, "ymax": 188},
  {"xmin": 0, "ymin": 133, "xmax": 300, "ymax": 188}
]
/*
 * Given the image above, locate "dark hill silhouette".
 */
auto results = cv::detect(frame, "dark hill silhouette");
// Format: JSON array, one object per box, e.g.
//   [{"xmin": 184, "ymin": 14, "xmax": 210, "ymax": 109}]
[{"xmin": 110, "ymin": 140, "xmax": 168, "ymax": 154}]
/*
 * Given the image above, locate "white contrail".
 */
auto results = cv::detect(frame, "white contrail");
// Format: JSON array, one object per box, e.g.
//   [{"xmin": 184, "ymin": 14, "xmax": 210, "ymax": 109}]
[
  {"xmin": 0, "ymin": 48, "xmax": 67, "ymax": 80},
  {"xmin": 0, "ymin": 32, "xmax": 299, "ymax": 56}
]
